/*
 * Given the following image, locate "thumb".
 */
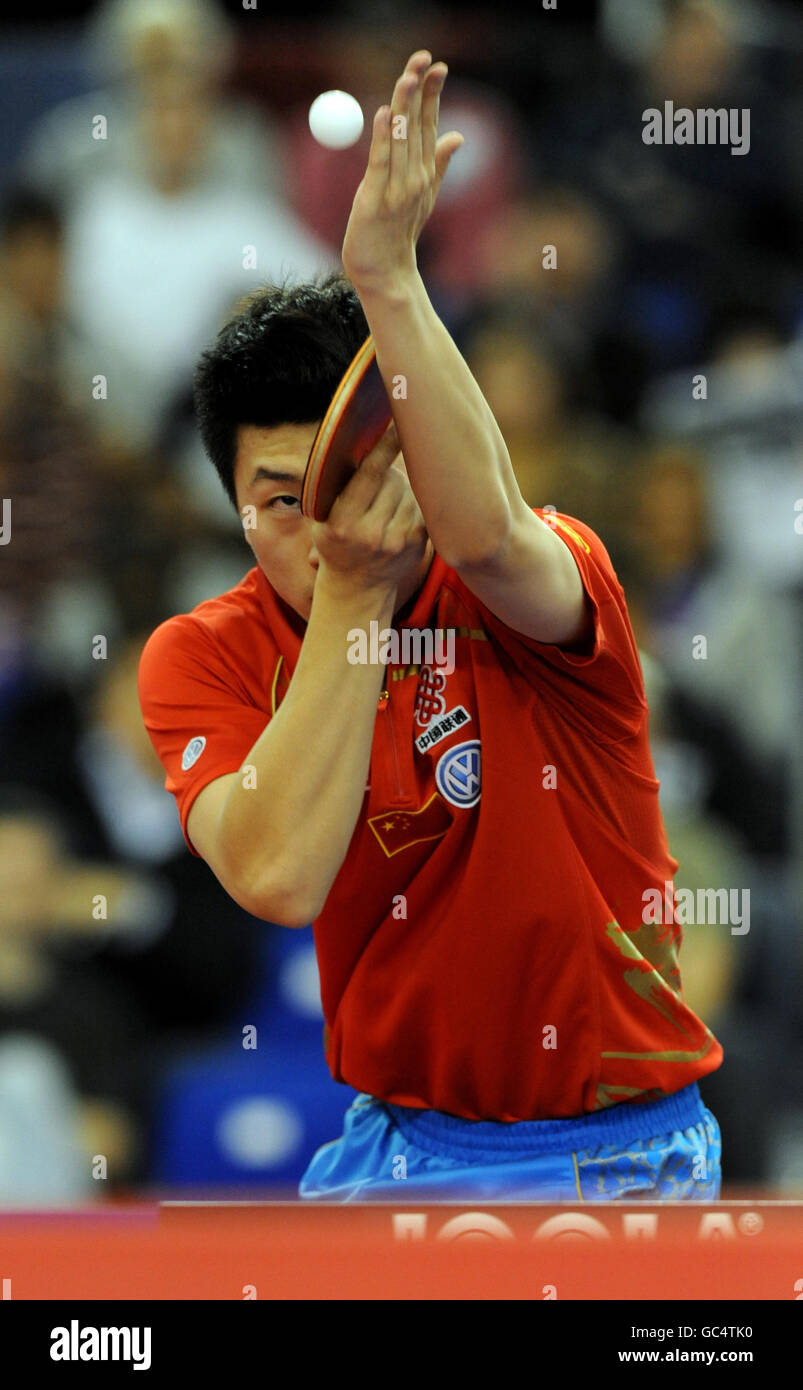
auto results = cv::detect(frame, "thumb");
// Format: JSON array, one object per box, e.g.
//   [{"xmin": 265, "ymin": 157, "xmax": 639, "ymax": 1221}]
[{"xmin": 434, "ymin": 131, "xmax": 464, "ymax": 187}]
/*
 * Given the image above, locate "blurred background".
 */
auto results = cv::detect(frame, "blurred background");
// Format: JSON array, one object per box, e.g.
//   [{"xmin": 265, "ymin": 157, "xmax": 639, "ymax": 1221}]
[{"xmin": 0, "ymin": 0, "xmax": 800, "ymax": 1204}]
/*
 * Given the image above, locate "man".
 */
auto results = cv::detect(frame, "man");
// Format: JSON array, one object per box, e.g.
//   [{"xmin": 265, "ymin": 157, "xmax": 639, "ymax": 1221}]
[{"xmin": 139, "ymin": 51, "xmax": 723, "ymax": 1201}]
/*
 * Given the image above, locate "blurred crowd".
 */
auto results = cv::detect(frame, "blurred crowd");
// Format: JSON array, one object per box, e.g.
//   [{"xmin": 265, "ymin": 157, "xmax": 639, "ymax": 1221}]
[{"xmin": 0, "ymin": 0, "xmax": 801, "ymax": 1200}]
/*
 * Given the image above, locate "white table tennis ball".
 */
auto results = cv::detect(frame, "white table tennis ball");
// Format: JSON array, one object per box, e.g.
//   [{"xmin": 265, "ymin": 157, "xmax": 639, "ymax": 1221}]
[{"xmin": 309, "ymin": 90, "xmax": 364, "ymax": 149}]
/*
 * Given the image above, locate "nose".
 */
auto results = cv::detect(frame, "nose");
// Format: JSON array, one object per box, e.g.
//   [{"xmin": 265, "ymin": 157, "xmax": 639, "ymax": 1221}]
[{"xmin": 308, "ymin": 540, "xmax": 320, "ymax": 570}]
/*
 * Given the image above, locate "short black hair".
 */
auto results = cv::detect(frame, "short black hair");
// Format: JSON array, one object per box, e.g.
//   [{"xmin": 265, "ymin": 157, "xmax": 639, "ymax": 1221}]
[{"xmin": 193, "ymin": 271, "xmax": 369, "ymax": 509}]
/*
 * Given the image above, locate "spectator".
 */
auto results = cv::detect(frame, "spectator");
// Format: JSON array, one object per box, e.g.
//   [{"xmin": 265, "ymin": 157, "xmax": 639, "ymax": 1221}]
[
  {"xmin": 0, "ymin": 788, "xmax": 153, "ymax": 1184},
  {"xmin": 0, "ymin": 642, "xmax": 268, "ymax": 1044},
  {"xmin": 462, "ymin": 306, "xmax": 634, "ymax": 547},
  {"xmin": 473, "ymin": 187, "xmax": 650, "ymax": 422},
  {"xmin": 20, "ymin": 0, "xmax": 335, "ymax": 451},
  {"xmin": 624, "ymin": 440, "xmax": 799, "ymax": 765},
  {"xmin": 0, "ymin": 186, "xmax": 123, "ymax": 686}
]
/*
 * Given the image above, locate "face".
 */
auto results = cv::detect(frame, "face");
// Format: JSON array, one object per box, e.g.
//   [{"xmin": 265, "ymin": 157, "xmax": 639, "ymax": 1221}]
[{"xmin": 233, "ymin": 423, "xmax": 433, "ymax": 623}]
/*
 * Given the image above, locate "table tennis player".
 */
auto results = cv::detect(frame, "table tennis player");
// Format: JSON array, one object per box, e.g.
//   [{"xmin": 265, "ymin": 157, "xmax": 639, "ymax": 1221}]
[{"xmin": 138, "ymin": 50, "xmax": 723, "ymax": 1201}]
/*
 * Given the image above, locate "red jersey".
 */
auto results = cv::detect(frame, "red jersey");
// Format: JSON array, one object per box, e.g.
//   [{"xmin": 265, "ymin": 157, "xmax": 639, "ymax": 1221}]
[{"xmin": 138, "ymin": 510, "xmax": 723, "ymax": 1121}]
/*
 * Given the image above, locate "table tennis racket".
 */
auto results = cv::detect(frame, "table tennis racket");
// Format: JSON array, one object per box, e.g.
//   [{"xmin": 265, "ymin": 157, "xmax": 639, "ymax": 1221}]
[{"xmin": 300, "ymin": 334, "xmax": 393, "ymax": 522}]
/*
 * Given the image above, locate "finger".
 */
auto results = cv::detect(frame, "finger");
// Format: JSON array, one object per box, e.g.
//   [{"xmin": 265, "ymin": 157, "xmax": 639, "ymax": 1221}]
[
  {"xmin": 387, "ymin": 74, "xmax": 414, "ymax": 199},
  {"xmin": 363, "ymin": 450, "xmax": 411, "ymax": 525},
  {"xmin": 405, "ymin": 51, "xmax": 432, "ymax": 171},
  {"xmin": 381, "ymin": 489, "xmax": 428, "ymax": 554},
  {"xmin": 363, "ymin": 104, "xmax": 391, "ymax": 199},
  {"xmin": 433, "ymin": 129, "xmax": 464, "ymax": 192},
  {"xmin": 421, "ymin": 63, "xmax": 447, "ymax": 173},
  {"xmin": 363, "ymin": 467, "xmax": 408, "ymax": 539},
  {"xmin": 328, "ymin": 422, "xmax": 401, "ymax": 518},
  {"xmin": 388, "ymin": 51, "xmax": 430, "ymax": 200}
]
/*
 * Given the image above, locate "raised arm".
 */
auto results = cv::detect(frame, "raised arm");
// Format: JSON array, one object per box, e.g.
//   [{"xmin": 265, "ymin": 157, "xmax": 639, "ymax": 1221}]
[{"xmin": 342, "ymin": 50, "xmax": 590, "ymax": 649}]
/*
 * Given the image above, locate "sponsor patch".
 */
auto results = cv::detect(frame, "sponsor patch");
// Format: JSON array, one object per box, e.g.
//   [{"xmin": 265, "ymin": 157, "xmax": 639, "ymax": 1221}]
[
  {"xmin": 414, "ymin": 664, "xmax": 448, "ymax": 726},
  {"xmin": 181, "ymin": 735, "xmax": 206, "ymax": 771},
  {"xmin": 435, "ymin": 739, "xmax": 481, "ymax": 808},
  {"xmin": 415, "ymin": 705, "xmax": 471, "ymax": 753}
]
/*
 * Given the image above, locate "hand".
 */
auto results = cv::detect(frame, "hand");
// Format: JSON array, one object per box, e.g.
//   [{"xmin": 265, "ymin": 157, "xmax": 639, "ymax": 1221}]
[
  {"xmin": 341, "ymin": 49, "xmax": 464, "ymax": 292},
  {"xmin": 312, "ymin": 422, "xmax": 429, "ymax": 598}
]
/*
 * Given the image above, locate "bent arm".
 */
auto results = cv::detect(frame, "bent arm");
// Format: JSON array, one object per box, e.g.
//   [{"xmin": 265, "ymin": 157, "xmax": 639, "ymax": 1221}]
[{"xmin": 188, "ymin": 571, "xmax": 396, "ymax": 926}]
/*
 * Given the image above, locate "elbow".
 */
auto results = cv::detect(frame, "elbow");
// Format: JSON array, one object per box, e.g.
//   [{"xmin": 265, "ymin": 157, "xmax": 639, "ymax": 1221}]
[
  {"xmin": 439, "ymin": 498, "xmax": 513, "ymax": 571},
  {"xmin": 214, "ymin": 824, "xmax": 316, "ymax": 926},
  {"xmin": 271, "ymin": 885, "xmax": 319, "ymax": 929},
  {"xmin": 232, "ymin": 866, "xmax": 319, "ymax": 929}
]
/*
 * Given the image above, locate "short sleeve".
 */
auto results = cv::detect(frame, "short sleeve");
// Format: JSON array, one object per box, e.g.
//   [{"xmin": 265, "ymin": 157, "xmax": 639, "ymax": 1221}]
[
  {"xmin": 455, "ymin": 512, "xmax": 647, "ymax": 745},
  {"xmin": 138, "ymin": 615, "xmax": 272, "ymax": 853}
]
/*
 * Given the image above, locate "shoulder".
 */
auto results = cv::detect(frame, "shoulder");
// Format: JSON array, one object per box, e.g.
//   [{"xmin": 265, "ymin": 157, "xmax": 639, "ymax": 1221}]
[{"xmin": 138, "ymin": 567, "xmax": 273, "ymax": 688}]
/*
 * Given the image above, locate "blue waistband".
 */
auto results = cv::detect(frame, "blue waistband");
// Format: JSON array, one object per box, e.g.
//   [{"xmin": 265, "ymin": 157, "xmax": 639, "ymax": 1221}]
[{"xmin": 384, "ymin": 1083, "xmax": 707, "ymax": 1160}]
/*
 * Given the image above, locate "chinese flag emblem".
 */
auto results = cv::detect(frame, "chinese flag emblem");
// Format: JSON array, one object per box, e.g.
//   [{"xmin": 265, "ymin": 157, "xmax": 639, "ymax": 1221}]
[{"xmin": 368, "ymin": 793, "xmax": 453, "ymax": 857}]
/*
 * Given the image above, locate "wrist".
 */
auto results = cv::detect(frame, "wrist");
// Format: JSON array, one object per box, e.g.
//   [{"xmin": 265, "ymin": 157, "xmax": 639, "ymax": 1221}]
[
  {"xmin": 345, "ymin": 261, "xmax": 422, "ymax": 308},
  {"xmin": 313, "ymin": 564, "xmax": 397, "ymax": 616}
]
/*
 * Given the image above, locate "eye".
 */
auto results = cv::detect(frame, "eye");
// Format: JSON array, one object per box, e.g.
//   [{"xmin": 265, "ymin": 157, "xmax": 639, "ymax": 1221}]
[{"xmin": 265, "ymin": 494, "xmax": 300, "ymax": 512}]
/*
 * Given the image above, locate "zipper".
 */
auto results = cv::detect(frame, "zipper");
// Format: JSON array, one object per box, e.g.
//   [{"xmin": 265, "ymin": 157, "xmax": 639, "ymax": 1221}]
[{"xmin": 377, "ymin": 684, "xmax": 407, "ymax": 803}]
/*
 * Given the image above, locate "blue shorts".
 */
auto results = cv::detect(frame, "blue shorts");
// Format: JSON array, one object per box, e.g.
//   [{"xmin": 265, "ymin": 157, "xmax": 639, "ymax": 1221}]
[{"xmin": 298, "ymin": 1083, "xmax": 721, "ymax": 1202}]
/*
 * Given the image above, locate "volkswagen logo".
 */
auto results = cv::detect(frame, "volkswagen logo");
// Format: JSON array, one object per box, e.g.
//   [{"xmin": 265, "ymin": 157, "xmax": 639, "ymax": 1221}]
[{"xmin": 435, "ymin": 740, "xmax": 481, "ymax": 808}]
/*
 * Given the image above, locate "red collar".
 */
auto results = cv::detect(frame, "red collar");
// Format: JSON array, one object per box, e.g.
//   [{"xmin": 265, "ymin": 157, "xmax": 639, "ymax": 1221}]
[{"xmin": 254, "ymin": 549, "xmax": 449, "ymax": 672}]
